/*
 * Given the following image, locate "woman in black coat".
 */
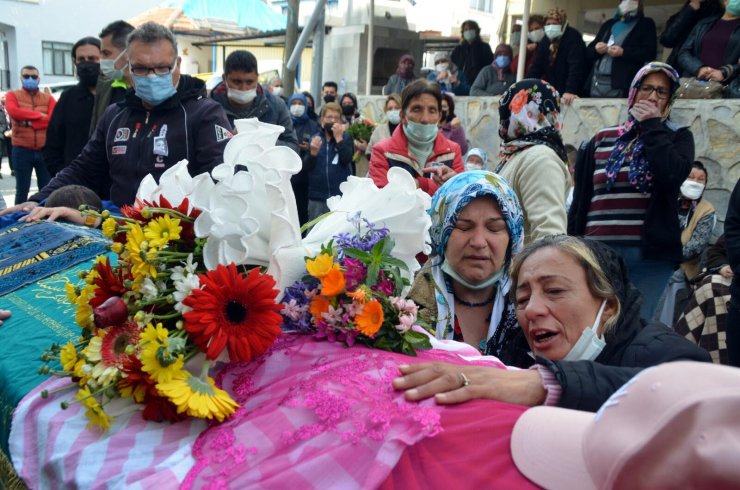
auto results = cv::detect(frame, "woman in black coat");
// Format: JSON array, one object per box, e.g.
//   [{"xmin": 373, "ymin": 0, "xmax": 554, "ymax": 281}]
[
  {"xmin": 450, "ymin": 19, "xmax": 494, "ymax": 87},
  {"xmin": 660, "ymin": 0, "xmax": 725, "ymax": 74},
  {"xmin": 586, "ymin": 0, "xmax": 657, "ymax": 98}
]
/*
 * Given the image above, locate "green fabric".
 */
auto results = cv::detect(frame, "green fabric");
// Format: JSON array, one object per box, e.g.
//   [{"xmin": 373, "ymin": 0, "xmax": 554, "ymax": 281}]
[
  {"xmin": 0, "ymin": 261, "xmax": 92, "ymax": 456},
  {"xmin": 111, "ymin": 78, "xmax": 127, "ymax": 89}
]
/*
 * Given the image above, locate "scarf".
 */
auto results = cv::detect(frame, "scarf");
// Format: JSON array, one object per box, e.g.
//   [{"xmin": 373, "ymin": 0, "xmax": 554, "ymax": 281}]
[
  {"xmin": 604, "ymin": 62, "xmax": 680, "ymax": 193},
  {"xmin": 496, "ymin": 79, "xmax": 568, "ymax": 172},
  {"xmin": 395, "ymin": 55, "xmax": 416, "ymax": 80},
  {"xmin": 546, "ymin": 8, "xmax": 568, "ymax": 64}
]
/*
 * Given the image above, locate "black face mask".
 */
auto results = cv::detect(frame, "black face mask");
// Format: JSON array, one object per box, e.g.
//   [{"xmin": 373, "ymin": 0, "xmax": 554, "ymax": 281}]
[
  {"xmin": 441, "ymin": 111, "xmax": 449, "ymax": 121},
  {"xmin": 77, "ymin": 61, "xmax": 100, "ymax": 88},
  {"xmin": 342, "ymin": 104, "xmax": 355, "ymax": 117},
  {"xmin": 323, "ymin": 122, "xmax": 334, "ymax": 133},
  {"xmin": 323, "ymin": 94, "xmax": 336, "ymax": 104}
]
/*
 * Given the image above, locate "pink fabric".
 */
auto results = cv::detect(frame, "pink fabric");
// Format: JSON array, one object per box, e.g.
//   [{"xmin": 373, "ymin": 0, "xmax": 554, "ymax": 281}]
[{"xmin": 533, "ymin": 363, "xmax": 563, "ymax": 406}]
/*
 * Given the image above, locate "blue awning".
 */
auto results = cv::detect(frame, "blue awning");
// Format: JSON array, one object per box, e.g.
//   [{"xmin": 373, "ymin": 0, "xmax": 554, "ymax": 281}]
[{"xmin": 167, "ymin": 0, "xmax": 287, "ymax": 32}]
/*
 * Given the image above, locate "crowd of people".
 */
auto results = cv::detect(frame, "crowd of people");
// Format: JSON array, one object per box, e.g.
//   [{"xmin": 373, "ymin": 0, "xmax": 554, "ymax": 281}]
[{"xmin": 0, "ymin": 7, "xmax": 738, "ymax": 484}]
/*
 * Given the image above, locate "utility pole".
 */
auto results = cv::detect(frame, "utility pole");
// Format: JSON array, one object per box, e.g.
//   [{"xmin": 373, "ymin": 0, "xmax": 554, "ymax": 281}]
[{"xmin": 283, "ymin": 0, "xmax": 300, "ymax": 96}]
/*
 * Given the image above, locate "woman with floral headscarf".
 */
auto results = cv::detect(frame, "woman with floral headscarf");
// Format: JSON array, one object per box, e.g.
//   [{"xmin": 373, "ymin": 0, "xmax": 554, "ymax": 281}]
[
  {"xmin": 568, "ymin": 62, "xmax": 694, "ymax": 320},
  {"xmin": 494, "ymin": 79, "xmax": 571, "ymax": 245},
  {"xmin": 407, "ymin": 171, "xmax": 532, "ymax": 368},
  {"xmin": 383, "ymin": 54, "xmax": 418, "ymax": 96}
]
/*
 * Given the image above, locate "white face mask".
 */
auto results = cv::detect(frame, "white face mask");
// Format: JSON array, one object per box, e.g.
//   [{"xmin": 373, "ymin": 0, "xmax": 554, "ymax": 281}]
[
  {"xmin": 680, "ymin": 180, "xmax": 705, "ymax": 200},
  {"xmin": 100, "ymin": 49, "xmax": 127, "ymax": 81},
  {"xmin": 528, "ymin": 28, "xmax": 545, "ymax": 43},
  {"xmin": 272, "ymin": 86, "xmax": 283, "ymax": 97},
  {"xmin": 544, "ymin": 24, "xmax": 563, "ymax": 40},
  {"xmin": 465, "ymin": 163, "xmax": 484, "ymax": 172},
  {"xmin": 619, "ymin": 0, "xmax": 639, "ymax": 14},
  {"xmin": 441, "ymin": 255, "xmax": 506, "ymax": 290},
  {"xmin": 386, "ymin": 109, "xmax": 401, "ymax": 124},
  {"xmin": 289, "ymin": 104, "xmax": 305, "ymax": 117},
  {"xmin": 463, "ymin": 29, "xmax": 476, "ymax": 42},
  {"xmin": 228, "ymin": 87, "xmax": 257, "ymax": 104},
  {"xmin": 563, "ymin": 299, "xmax": 608, "ymax": 361},
  {"xmin": 435, "ymin": 62, "xmax": 449, "ymax": 73}
]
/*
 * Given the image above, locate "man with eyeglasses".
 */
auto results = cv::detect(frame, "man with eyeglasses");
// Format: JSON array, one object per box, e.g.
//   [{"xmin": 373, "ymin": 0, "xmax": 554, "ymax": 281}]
[
  {"xmin": 89, "ymin": 20, "xmax": 134, "ymax": 138},
  {"xmin": 0, "ymin": 22, "xmax": 232, "ymax": 216},
  {"xmin": 4, "ymin": 65, "xmax": 56, "ymax": 204}
]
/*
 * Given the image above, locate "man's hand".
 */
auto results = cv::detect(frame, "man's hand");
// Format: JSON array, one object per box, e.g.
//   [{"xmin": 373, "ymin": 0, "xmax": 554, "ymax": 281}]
[
  {"xmin": 422, "ymin": 165, "xmax": 457, "ymax": 186},
  {"xmin": 0, "ymin": 309, "xmax": 10, "ymax": 326},
  {"xmin": 629, "ymin": 100, "xmax": 662, "ymax": 122},
  {"xmin": 595, "ymin": 42, "xmax": 608, "ymax": 55},
  {"xmin": 0, "ymin": 201, "xmax": 39, "ymax": 216},
  {"xmin": 19, "ymin": 206, "xmax": 87, "ymax": 225},
  {"xmin": 309, "ymin": 136, "xmax": 321, "ymax": 157}
]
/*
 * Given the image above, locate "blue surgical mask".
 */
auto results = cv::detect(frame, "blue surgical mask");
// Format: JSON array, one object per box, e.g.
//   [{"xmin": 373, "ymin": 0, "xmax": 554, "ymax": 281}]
[
  {"xmin": 133, "ymin": 72, "xmax": 177, "ymax": 106},
  {"xmin": 495, "ymin": 55, "xmax": 511, "ymax": 69},
  {"xmin": 100, "ymin": 50, "xmax": 127, "ymax": 81},
  {"xmin": 404, "ymin": 120, "xmax": 438, "ymax": 143},
  {"xmin": 463, "ymin": 29, "xmax": 476, "ymax": 42},
  {"xmin": 544, "ymin": 24, "xmax": 563, "ymax": 40},
  {"xmin": 22, "ymin": 77, "xmax": 39, "ymax": 91},
  {"xmin": 563, "ymin": 300, "xmax": 608, "ymax": 361},
  {"xmin": 386, "ymin": 109, "xmax": 401, "ymax": 124}
]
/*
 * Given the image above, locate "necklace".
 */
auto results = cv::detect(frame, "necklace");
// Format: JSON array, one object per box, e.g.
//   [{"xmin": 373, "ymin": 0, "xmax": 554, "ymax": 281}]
[{"xmin": 453, "ymin": 291, "xmax": 496, "ymax": 307}]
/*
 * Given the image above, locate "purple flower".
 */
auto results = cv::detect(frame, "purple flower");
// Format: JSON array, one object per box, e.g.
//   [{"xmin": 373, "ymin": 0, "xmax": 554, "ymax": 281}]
[
  {"xmin": 281, "ymin": 279, "xmax": 319, "ymax": 333},
  {"xmin": 344, "ymin": 258, "xmax": 367, "ymax": 290}
]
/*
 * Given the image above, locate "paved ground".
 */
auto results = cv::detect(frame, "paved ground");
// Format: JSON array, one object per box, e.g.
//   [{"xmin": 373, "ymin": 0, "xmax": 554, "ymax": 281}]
[{"xmin": 0, "ymin": 156, "xmax": 39, "ymax": 210}]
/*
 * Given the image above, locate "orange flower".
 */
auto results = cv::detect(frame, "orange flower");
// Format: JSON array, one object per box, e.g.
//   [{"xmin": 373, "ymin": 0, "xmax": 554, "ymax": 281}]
[
  {"xmin": 320, "ymin": 268, "xmax": 345, "ymax": 296},
  {"xmin": 310, "ymin": 295, "xmax": 331, "ymax": 318},
  {"xmin": 347, "ymin": 288, "xmax": 367, "ymax": 304},
  {"xmin": 509, "ymin": 89, "xmax": 529, "ymax": 115},
  {"xmin": 355, "ymin": 300, "xmax": 384, "ymax": 337}
]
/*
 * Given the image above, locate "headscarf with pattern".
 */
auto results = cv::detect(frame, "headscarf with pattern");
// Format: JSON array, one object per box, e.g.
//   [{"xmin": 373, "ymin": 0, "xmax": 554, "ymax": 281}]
[
  {"xmin": 546, "ymin": 8, "xmax": 568, "ymax": 63},
  {"xmin": 604, "ymin": 61, "xmax": 680, "ymax": 193},
  {"xmin": 496, "ymin": 79, "xmax": 568, "ymax": 172}
]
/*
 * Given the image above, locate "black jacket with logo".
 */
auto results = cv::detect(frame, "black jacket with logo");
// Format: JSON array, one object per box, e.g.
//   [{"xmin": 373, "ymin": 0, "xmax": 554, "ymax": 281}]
[{"xmin": 30, "ymin": 75, "xmax": 232, "ymax": 206}]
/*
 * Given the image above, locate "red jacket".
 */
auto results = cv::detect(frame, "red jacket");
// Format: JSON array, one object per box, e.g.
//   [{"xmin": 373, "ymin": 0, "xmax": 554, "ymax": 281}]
[
  {"xmin": 5, "ymin": 88, "xmax": 55, "ymax": 150},
  {"xmin": 369, "ymin": 124, "xmax": 464, "ymax": 196}
]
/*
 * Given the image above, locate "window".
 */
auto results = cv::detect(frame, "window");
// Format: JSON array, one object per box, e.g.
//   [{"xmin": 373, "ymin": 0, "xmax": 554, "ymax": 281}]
[
  {"xmin": 42, "ymin": 41, "xmax": 73, "ymax": 76},
  {"xmin": 469, "ymin": 0, "xmax": 493, "ymax": 12}
]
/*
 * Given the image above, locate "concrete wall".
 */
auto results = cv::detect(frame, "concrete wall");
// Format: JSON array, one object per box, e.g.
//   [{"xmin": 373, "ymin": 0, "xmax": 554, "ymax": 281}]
[{"xmin": 357, "ymin": 96, "xmax": 740, "ymax": 228}]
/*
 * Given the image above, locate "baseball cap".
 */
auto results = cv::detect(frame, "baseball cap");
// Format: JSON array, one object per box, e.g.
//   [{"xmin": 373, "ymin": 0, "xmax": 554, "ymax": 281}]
[{"xmin": 510, "ymin": 361, "xmax": 740, "ymax": 490}]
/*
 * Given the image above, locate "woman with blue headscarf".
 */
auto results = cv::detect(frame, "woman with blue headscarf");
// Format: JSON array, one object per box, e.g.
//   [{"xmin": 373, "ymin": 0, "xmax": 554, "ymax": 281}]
[
  {"xmin": 288, "ymin": 93, "xmax": 320, "ymax": 226},
  {"xmin": 568, "ymin": 62, "xmax": 694, "ymax": 319},
  {"xmin": 407, "ymin": 171, "xmax": 532, "ymax": 368}
]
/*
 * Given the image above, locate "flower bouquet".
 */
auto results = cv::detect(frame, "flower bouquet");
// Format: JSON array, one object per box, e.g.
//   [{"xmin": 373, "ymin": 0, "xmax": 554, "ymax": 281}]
[
  {"xmin": 346, "ymin": 118, "xmax": 375, "ymax": 143},
  {"xmin": 282, "ymin": 215, "xmax": 432, "ymax": 355}
]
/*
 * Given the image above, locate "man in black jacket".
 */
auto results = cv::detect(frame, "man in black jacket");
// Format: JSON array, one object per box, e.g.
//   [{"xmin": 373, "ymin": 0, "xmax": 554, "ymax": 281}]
[
  {"xmin": 0, "ymin": 22, "xmax": 232, "ymax": 213},
  {"xmin": 210, "ymin": 50, "xmax": 298, "ymax": 153}
]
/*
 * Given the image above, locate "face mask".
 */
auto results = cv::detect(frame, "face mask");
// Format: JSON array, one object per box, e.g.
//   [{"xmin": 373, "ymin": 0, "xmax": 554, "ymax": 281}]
[
  {"xmin": 544, "ymin": 24, "xmax": 563, "ymax": 40},
  {"xmin": 727, "ymin": 0, "xmax": 740, "ymax": 16},
  {"xmin": 404, "ymin": 120, "xmax": 438, "ymax": 142},
  {"xmin": 386, "ymin": 109, "xmax": 401, "ymax": 124},
  {"xmin": 271, "ymin": 86, "xmax": 283, "ymax": 97},
  {"xmin": 563, "ymin": 300, "xmax": 608, "ymax": 361},
  {"xmin": 342, "ymin": 104, "xmax": 355, "ymax": 117},
  {"xmin": 529, "ymin": 28, "xmax": 545, "ymax": 43},
  {"xmin": 228, "ymin": 87, "xmax": 257, "ymax": 105},
  {"xmin": 76, "ymin": 61, "xmax": 100, "ymax": 87},
  {"xmin": 511, "ymin": 32, "xmax": 522, "ymax": 46},
  {"xmin": 22, "ymin": 77, "xmax": 39, "ymax": 91},
  {"xmin": 463, "ymin": 29, "xmax": 476, "ymax": 42},
  {"xmin": 441, "ymin": 259, "xmax": 506, "ymax": 290},
  {"xmin": 290, "ymin": 104, "xmax": 306, "ymax": 117},
  {"xmin": 494, "ymin": 55, "xmax": 511, "ymax": 69},
  {"xmin": 464, "ymin": 163, "xmax": 484, "ymax": 171},
  {"xmin": 680, "ymin": 180, "xmax": 705, "ymax": 200},
  {"xmin": 133, "ymin": 72, "xmax": 177, "ymax": 106},
  {"xmin": 323, "ymin": 94, "xmax": 336, "ymax": 104},
  {"xmin": 100, "ymin": 50, "xmax": 126, "ymax": 81},
  {"xmin": 619, "ymin": 0, "xmax": 639, "ymax": 14},
  {"xmin": 435, "ymin": 62, "xmax": 449, "ymax": 73},
  {"xmin": 441, "ymin": 111, "xmax": 449, "ymax": 121},
  {"xmin": 323, "ymin": 122, "xmax": 335, "ymax": 133}
]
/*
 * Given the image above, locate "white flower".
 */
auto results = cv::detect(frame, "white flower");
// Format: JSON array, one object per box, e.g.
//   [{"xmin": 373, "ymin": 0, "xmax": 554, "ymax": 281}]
[
  {"xmin": 396, "ymin": 314, "xmax": 415, "ymax": 334},
  {"xmin": 136, "ymin": 159, "xmax": 194, "ymax": 209},
  {"xmin": 140, "ymin": 278, "xmax": 159, "ymax": 301},
  {"xmin": 173, "ymin": 273, "xmax": 200, "ymax": 313}
]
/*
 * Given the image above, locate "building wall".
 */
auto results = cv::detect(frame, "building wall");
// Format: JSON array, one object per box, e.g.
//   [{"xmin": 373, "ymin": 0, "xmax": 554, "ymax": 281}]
[{"xmin": 357, "ymin": 95, "xmax": 740, "ymax": 229}]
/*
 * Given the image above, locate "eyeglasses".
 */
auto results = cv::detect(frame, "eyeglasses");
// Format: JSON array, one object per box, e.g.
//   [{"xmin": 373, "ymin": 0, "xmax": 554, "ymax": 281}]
[
  {"xmin": 128, "ymin": 60, "xmax": 177, "ymax": 76},
  {"xmin": 21, "ymin": 74, "xmax": 39, "ymax": 80},
  {"xmin": 638, "ymin": 85, "xmax": 670, "ymax": 99}
]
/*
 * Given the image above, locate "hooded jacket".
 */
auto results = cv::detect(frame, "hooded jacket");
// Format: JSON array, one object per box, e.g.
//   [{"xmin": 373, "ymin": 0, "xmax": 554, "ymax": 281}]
[
  {"xmin": 210, "ymin": 82, "xmax": 299, "ymax": 153},
  {"xmin": 29, "ymin": 75, "xmax": 232, "ymax": 206}
]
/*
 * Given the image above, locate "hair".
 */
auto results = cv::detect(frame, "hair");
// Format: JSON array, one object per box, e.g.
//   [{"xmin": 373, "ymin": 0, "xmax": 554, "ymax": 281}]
[
  {"xmin": 302, "ymin": 90, "xmax": 315, "ymax": 108},
  {"xmin": 384, "ymin": 93, "xmax": 401, "ymax": 111},
  {"xmin": 20, "ymin": 65, "xmax": 38, "ymax": 73},
  {"xmin": 494, "ymin": 43, "xmax": 514, "ymax": 57},
  {"xmin": 340, "ymin": 92, "xmax": 357, "ymax": 108},
  {"xmin": 692, "ymin": 161, "xmax": 708, "ymax": 182},
  {"xmin": 72, "ymin": 37, "xmax": 101, "ymax": 60},
  {"xmin": 509, "ymin": 235, "xmax": 622, "ymax": 335},
  {"xmin": 322, "ymin": 81, "xmax": 338, "ymax": 91},
  {"xmin": 529, "ymin": 14, "xmax": 545, "ymax": 28},
  {"xmin": 269, "ymin": 77, "xmax": 282, "ymax": 86},
  {"xmin": 400, "ymin": 79, "xmax": 442, "ymax": 113},
  {"xmin": 320, "ymin": 101, "xmax": 342, "ymax": 118},
  {"xmin": 441, "ymin": 92, "xmax": 456, "ymax": 122},
  {"xmin": 99, "ymin": 20, "xmax": 135, "ymax": 51},
  {"xmin": 126, "ymin": 22, "xmax": 178, "ymax": 58},
  {"xmin": 223, "ymin": 50, "xmax": 258, "ymax": 75},
  {"xmin": 45, "ymin": 185, "xmax": 103, "ymax": 210},
  {"xmin": 461, "ymin": 19, "xmax": 481, "ymax": 40}
]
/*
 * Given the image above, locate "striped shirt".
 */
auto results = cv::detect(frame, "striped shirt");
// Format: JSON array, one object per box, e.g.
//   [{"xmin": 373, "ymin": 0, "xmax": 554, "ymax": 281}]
[{"xmin": 584, "ymin": 127, "xmax": 650, "ymax": 244}]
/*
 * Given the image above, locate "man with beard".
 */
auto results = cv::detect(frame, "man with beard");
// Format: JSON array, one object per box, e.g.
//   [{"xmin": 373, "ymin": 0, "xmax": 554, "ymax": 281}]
[{"xmin": 43, "ymin": 36, "xmax": 101, "ymax": 177}]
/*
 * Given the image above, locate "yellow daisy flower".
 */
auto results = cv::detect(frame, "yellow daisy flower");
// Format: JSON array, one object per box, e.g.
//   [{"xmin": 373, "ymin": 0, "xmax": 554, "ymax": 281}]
[
  {"xmin": 76, "ymin": 386, "xmax": 114, "ymax": 431},
  {"xmin": 126, "ymin": 224, "xmax": 159, "ymax": 279},
  {"xmin": 140, "ymin": 323, "xmax": 185, "ymax": 384},
  {"xmin": 60, "ymin": 343, "xmax": 78, "ymax": 372},
  {"xmin": 306, "ymin": 253, "xmax": 337, "ymax": 279},
  {"xmin": 64, "ymin": 282, "xmax": 78, "ymax": 305},
  {"xmin": 101, "ymin": 218, "xmax": 118, "ymax": 238},
  {"xmin": 157, "ymin": 372, "xmax": 238, "ymax": 422},
  {"xmin": 144, "ymin": 215, "xmax": 182, "ymax": 249},
  {"xmin": 111, "ymin": 242, "xmax": 124, "ymax": 255},
  {"xmin": 84, "ymin": 333, "xmax": 121, "ymax": 387},
  {"xmin": 75, "ymin": 285, "xmax": 96, "ymax": 329}
]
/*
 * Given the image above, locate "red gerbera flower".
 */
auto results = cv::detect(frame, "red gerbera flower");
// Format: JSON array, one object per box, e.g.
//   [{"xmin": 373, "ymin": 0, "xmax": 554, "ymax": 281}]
[
  {"xmin": 182, "ymin": 264, "xmax": 283, "ymax": 362},
  {"xmin": 91, "ymin": 258, "xmax": 131, "ymax": 308},
  {"xmin": 100, "ymin": 321, "xmax": 140, "ymax": 368},
  {"xmin": 122, "ymin": 196, "xmax": 201, "ymax": 242}
]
